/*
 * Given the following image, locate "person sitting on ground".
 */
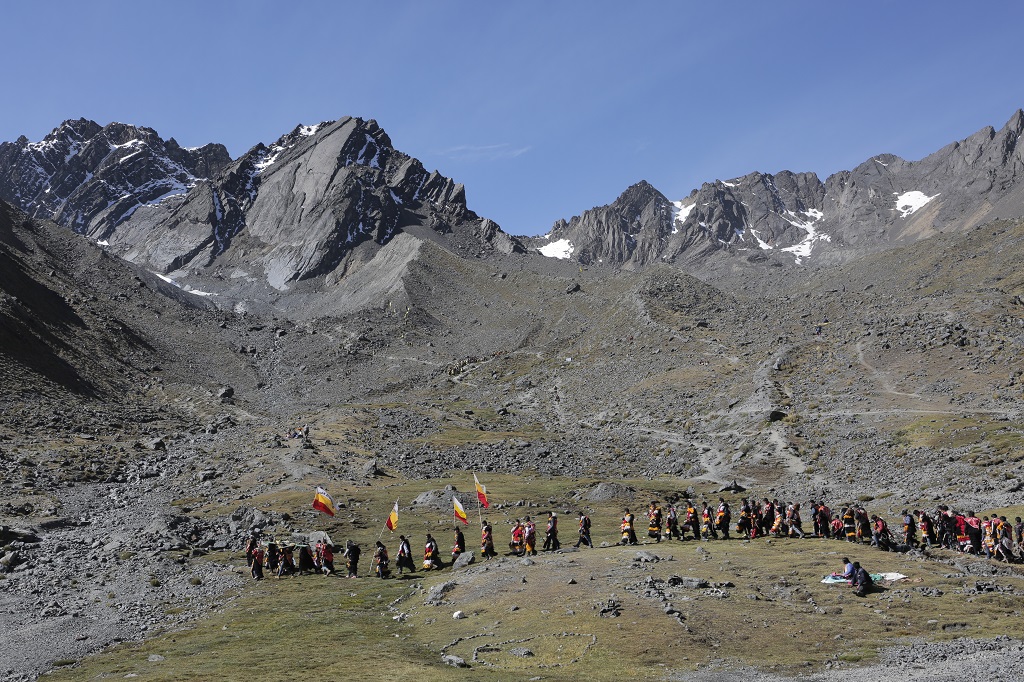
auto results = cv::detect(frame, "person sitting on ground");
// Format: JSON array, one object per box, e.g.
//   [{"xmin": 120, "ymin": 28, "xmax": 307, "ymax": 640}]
[
  {"xmin": 838, "ymin": 557, "xmax": 855, "ymax": 580},
  {"xmin": 850, "ymin": 561, "xmax": 873, "ymax": 597}
]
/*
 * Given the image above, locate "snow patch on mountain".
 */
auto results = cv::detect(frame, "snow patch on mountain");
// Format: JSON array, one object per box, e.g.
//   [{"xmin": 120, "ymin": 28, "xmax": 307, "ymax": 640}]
[
  {"xmin": 538, "ymin": 238, "xmax": 574, "ymax": 259},
  {"xmin": 781, "ymin": 208, "xmax": 829, "ymax": 263},
  {"xmin": 670, "ymin": 200, "xmax": 696, "ymax": 234},
  {"xmin": 894, "ymin": 191, "xmax": 938, "ymax": 218}
]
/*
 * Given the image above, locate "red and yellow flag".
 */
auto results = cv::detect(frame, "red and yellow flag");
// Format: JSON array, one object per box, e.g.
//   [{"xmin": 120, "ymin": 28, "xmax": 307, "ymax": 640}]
[
  {"xmin": 385, "ymin": 501, "xmax": 399, "ymax": 531},
  {"xmin": 474, "ymin": 473, "xmax": 489, "ymax": 508},
  {"xmin": 312, "ymin": 487, "xmax": 335, "ymax": 516},
  {"xmin": 453, "ymin": 495, "xmax": 469, "ymax": 525}
]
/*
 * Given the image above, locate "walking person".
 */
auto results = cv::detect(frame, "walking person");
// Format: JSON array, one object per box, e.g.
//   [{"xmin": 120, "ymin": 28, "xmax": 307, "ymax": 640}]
[
  {"xmin": 575, "ymin": 511, "xmax": 593, "ymax": 548},
  {"xmin": 543, "ymin": 512, "xmax": 560, "ymax": 551}
]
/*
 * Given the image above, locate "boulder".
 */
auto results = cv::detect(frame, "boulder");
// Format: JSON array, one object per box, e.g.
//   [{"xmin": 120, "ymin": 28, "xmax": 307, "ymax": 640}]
[{"xmin": 452, "ymin": 551, "xmax": 475, "ymax": 570}]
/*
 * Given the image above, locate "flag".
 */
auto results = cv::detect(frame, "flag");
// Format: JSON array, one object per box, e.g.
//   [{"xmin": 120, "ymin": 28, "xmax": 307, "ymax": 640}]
[
  {"xmin": 312, "ymin": 487, "xmax": 335, "ymax": 517},
  {"xmin": 474, "ymin": 473, "xmax": 489, "ymax": 508},
  {"xmin": 453, "ymin": 495, "xmax": 469, "ymax": 525},
  {"xmin": 385, "ymin": 501, "xmax": 399, "ymax": 531}
]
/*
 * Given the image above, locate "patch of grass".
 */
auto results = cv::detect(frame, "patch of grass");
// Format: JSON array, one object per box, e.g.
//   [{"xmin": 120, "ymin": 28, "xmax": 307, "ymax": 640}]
[{"xmin": 52, "ymin": 471, "xmax": 1024, "ymax": 681}]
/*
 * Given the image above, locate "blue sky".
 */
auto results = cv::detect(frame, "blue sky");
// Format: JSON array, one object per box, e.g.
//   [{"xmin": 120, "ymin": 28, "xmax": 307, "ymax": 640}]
[{"xmin": 3, "ymin": 1, "xmax": 1023, "ymax": 236}]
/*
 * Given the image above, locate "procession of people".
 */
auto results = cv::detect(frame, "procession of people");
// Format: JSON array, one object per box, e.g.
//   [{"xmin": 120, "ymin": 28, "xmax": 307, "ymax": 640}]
[{"xmin": 245, "ymin": 491, "xmax": 1023, "ymax": 583}]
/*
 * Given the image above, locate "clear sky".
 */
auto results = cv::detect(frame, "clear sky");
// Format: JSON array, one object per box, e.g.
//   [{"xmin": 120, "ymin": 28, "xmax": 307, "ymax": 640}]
[{"xmin": 3, "ymin": 1, "xmax": 1023, "ymax": 236}]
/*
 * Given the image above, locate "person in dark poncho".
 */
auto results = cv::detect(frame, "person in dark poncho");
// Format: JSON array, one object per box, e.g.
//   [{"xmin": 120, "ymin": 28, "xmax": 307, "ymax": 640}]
[{"xmin": 850, "ymin": 561, "xmax": 873, "ymax": 597}]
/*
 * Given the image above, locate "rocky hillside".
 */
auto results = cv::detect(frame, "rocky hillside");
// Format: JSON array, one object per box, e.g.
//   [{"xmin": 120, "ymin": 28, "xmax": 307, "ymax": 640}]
[{"xmin": 530, "ymin": 109, "xmax": 1024, "ymax": 270}]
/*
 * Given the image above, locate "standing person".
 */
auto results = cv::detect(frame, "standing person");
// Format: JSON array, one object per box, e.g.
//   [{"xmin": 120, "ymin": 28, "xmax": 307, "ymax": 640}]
[
  {"xmin": 277, "ymin": 545, "xmax": 296, "ymax": 578},
  {"xmin": 902, "ymin": 510, "xmax": 918, "ymax": 548},
  {"xmin": 509, "ymin": 519, "xmax": 525, "ymax": 556},
  {"xmin": 965, "ymin": 511, "xmax": 982, "ymax": 554},
  {"xmin": 736, "ymin": 499, "xmax": 752, "ymax": 539},
  {"xmin": 396, "ymin": 535, "xmax": 415, "ymax": 575},
  {"xmin": 321, "ymin": 542, "xmax": 335, "ymax": 575},
  {"xmin": 423, "ymin": 533, "xmax": 441, "ymax": 569},
  {"xmin": 871, "ymin": 515, "xmax": 892, "ymax": 550},
  {"xmin": 816, "ymin": 501, "xmax": 832, "ymax": 539},
  {"xmin": 665, "ymin": 504, "xmax": 681, "ymax": 540},
  {"xmin": 716, "ymin": 499, "xmax": 731, "ymax": 540},
  {"xmin": 297, "ymin": 544, "xmax": 317, "ymax": 575},
  {"xmin": 543, "ymin": 512, "xmax": 560, "ymax": 551},
  {"xmin": 343, "ymin": 540, "xmax": 360, "ymax": 578},
  {"xmin": 760, "ymin": 499, "xmax": 774, "ymax": 537},
  {"xmin": 855, "ymin": 507, "xmax": 871, "ymax": 543},
  {"xmin": 452, "ymin": 526, "xmax": 466, "ymax": 562},
  {"xmin": 918, "ymin": 511, "xmax": 936, "ymax": 548},
  {"xmin": 787, "ymin": 503, "xmax": 805, "ymax": 539},
  {"xmin": 373, "ymin": 541, "xmax": 390, "ymax": 578},
  {"xmin": 245, "ymin": 535, "xmax": 259, "ymax": 568},
  {"xmin": 481, "ymin": 520, "xmax": 497, "ymax": 560},
  {"xmin": 686, "ymin": 500, "xmax": 700, "ymax": 541},
  {"xmin": 523, "ymin": 516, "xmax": 537, "ymax": 556},
  {"xmin": 621, "ymin": 508, "xmax": 638, "ymax": 545},
  {"xmin": 575, "ymin": 511, "xmax": 593, "ymax": 548},
  {"xmin": 647, "ymin": 501, "xmax": 663, "ymax": 542},
  {"xmin": 266, "ymin": 542, "xmax": 281, "ymax": 574},
  {"xmin": 842, "ymin": 506, "xmax": 857, "ymax": 542},
  {"xmin": 702, "ymin": 503, "xmax": 718, "ymax": 540},
  {"xmin": 251, "ymin": 544, "xmax": 265, "ymax": 580}
]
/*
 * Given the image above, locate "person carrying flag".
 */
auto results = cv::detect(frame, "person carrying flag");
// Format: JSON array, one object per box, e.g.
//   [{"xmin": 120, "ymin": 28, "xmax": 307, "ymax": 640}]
[{"xmin": 481, "ymin": 520, "xmax": 496, "ymax": 559}]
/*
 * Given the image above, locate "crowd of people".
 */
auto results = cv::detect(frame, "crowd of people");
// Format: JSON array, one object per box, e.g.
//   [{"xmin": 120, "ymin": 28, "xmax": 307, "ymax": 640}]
[
  {"xmin": 243, "ymin": 497, "xmax": 1023, "ymax": 581},
  {"xmin": 620, "ymin": 497, "xmax": 1024, "ymax": 563}
]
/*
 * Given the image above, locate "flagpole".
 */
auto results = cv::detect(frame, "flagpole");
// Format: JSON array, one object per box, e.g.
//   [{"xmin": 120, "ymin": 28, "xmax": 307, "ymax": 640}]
[
  {"xmin": 474, "ymin": 472, "xmax": 483, "ymax": 526},
  {"xmin": 378, "ymin": 498, "xmax": 398, "ymax": 541}
]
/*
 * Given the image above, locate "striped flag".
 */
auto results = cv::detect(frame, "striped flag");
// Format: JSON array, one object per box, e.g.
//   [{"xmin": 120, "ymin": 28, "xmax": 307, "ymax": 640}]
[
  {"xmin": 385, "ymin": 501, "xmax": 399, "ymax": 531},
  {"xmin": 474, "ymin": 473, "xmax": 489, "ymax": 508},
  {"xmin": 453, "ymin": 495, "xmax": 469, "ymax": 525},
  {"xmin": 312, "ymin": 487, "xmax": 335, "ymax": 516}
]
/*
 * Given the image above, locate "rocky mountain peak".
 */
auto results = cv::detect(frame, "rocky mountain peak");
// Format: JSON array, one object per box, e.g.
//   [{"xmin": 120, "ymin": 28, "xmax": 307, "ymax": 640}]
[
  {"xmin": 532, "ymin": 108, "xmax": 1024, "ymax": 271},
  {"xmin": 0, "ymin": 119, "xmax": 231, "ymax": 239}
]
